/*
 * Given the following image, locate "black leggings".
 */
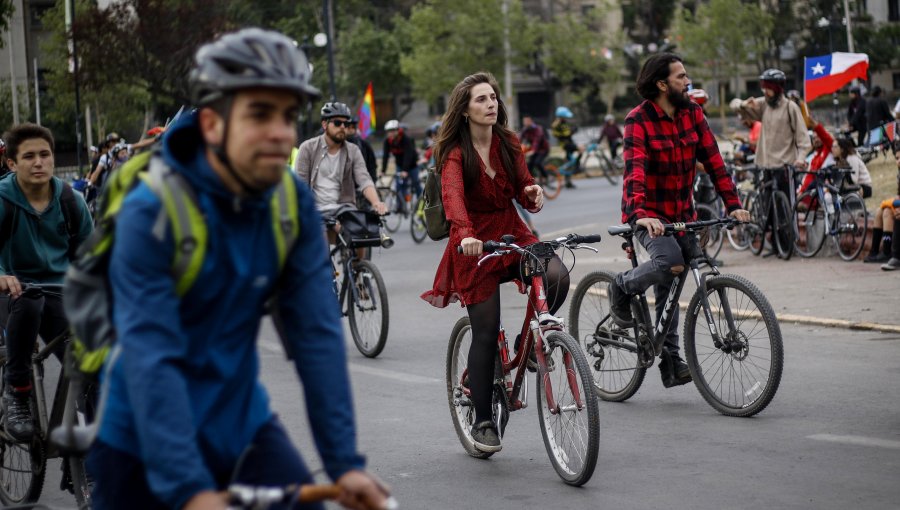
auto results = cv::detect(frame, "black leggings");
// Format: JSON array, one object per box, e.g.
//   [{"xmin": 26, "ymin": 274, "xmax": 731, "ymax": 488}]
[{"xmin": 465, "ymin": 255, "xmax": 569, "ymax": 424}]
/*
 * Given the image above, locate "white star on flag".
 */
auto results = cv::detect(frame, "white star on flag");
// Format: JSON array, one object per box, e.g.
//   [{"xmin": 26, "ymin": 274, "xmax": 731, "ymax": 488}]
[{"xmin": 811, "ymin": 63, "xmax": 825, "ymax": 75}]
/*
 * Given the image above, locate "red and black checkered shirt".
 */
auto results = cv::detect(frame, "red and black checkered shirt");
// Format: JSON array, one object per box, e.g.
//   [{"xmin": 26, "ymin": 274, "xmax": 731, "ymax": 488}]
[{"xmin": 621, "ymin": 100, "xmax": 741, "ymax": 223}]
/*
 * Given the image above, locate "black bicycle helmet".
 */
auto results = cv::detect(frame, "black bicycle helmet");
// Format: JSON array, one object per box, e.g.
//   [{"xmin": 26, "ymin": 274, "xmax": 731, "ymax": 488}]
[
  {"xmin": 320, "ymin": 102, "xmax": 352, "ymax": 120},
  {"xmin": 759, "ymin": 69, "xmax": 786, "ymax": 84},
  {"xmin": 189, "ymin": 27, "xmax": 320, "ymax": 106}
]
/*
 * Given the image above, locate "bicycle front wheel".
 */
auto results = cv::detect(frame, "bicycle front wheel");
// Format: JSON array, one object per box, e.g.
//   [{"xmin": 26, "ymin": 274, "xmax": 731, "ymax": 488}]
[
  {"xmin": 599, "ymin": 153, "xmax": 619, "ymax": 185},
  {"xmin": 568, "ymin": 270, "xmax": 645, "ymax": 401},
  {"xmin": 683, "ymin": 274, "xmax": 783, "ymax": 417},
  {"xmin": 580, "ymin": 150, "xmax": 604, "ymax": 179},
  {"xmin": 0, "ymin": 371, "xmax": 46, "ymax": 505},
  {"xmin": 409, "ymin": 196, "xmax": 428, "ymax": 244},
  {"xmin": 536, "ymin": 331, "xmax": 599, "ymax": 486},
  {"xmin": 793, "ymin": 190, "xmax": 826, "ymax": 258},
  {"xmin": 67, "ymin": 381, "xmax": 96, "ymax": 508},
  {"xmin": 835, "ymin": 193, "xmax": 867, "ymax": 261},
  {"xmin": 727, "ymin": 192, "xmax": 755, "ymax": 251},
  {"xmin": 540, "ymin": 163, "xmax": 563, "ymax": 200},
  {"xmin": 378, "ymin": 188, "xmax": 402, "ymax": 233},
  {"xmin": 771, "ymin": 190, "xmax": 794, "ymax": 260},
  {"xmin": 347, "ymin": 260, "xmax": 389, "ymax": 358},
  {"xmin": 748, "ymin": 195, "xmax": 766, "ymax": 256}
]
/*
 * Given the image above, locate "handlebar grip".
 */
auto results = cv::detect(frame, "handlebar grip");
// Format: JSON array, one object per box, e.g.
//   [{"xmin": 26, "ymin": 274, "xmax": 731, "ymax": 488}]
[
  {"xmin": 574, "ymin": 234, "xmax": 602, "ymax": 244},
  {"xmin": 456, "ymin": 240, "xmax": 503, "ymax": 253}
]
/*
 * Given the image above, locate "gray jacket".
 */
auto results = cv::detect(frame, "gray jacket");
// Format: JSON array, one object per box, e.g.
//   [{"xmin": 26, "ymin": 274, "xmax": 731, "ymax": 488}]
[{"xmin": 295, "ymin": 134, "xmax": 374, "ymax": 206}]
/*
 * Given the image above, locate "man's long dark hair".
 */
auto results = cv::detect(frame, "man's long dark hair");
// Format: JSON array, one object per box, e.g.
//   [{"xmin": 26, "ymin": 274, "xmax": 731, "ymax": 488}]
[
  {"xmin": 636, "ymin": 53, "xmax": 683, "ymax": 101},
  {"xmin": 433, "ymin": 72, "xmax": 520, "ymax": 191}
]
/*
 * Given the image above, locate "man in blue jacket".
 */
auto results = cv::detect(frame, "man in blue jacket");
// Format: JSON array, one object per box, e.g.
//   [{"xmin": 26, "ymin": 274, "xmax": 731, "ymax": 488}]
[
  {"xmin": 0, "ymin": 123, "xmax": 92, "ymax": 442},
  {"xmin": 86, "ymin": 28, "xmax": 390, "ymax": 510}
]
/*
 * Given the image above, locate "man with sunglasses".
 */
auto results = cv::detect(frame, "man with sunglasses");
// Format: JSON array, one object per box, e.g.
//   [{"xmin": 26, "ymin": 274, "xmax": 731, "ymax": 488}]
[{"xmin": 295, "ymin": 102, "xmax": 386, "ymax": 221}]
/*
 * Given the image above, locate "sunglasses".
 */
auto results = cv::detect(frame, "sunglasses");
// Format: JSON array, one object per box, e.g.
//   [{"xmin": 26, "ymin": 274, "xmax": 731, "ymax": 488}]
[{"xmin": 330, "ymin": 120, "xmax": 354, "ymax": 128}]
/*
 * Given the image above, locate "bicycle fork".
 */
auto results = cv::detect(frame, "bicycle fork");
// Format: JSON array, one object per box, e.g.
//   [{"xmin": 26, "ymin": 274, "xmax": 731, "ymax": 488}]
[{"xmin": 688, "ymin": 260, "xmax": 741, "ymax": 353}]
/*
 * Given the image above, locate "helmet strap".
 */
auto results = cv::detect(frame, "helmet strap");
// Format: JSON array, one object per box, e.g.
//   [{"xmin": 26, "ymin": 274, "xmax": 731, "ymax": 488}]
[{"xmin": 209, "ymin": 96, "xmax": 267, "ymax": 197}]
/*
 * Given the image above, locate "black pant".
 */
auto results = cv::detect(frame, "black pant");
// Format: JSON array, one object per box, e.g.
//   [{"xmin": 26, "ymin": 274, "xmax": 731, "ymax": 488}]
[
  {"xmin": 3, "ymin": 290, "xmax": 67, "ymax": 389},
  {"xmin": 528, "ymin": 152, "xmax": 548, "ymax": 179}
]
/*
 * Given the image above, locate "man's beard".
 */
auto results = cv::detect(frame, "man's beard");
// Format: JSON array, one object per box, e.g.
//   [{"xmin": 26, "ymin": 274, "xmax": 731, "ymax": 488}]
[
  {"xmin": 766, "ymin": 93, "xmax": 782, "ymax": 107},
  {"xmin": 668, "ymin": 86, "xmax": 692, "ymax": 110},
  {"xmin": 328, "ymin": 130, "xmax": 345, "ymax": 143}
]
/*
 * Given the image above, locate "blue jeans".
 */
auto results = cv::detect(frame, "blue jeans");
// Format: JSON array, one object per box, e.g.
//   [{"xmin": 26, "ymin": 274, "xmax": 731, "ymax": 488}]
[{"xmin": 87, "ymin": 417, "xmax": 324, "ymax": 510}]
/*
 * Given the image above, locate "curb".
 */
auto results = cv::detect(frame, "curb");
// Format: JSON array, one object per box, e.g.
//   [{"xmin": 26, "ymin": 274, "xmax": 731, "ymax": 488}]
[{"xmin": 569, "ymin": 284, "xmax": 900, "ymax": 335}]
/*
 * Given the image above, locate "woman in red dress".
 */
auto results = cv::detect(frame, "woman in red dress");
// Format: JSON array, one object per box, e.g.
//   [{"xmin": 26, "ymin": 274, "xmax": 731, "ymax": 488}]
[{"xmin": 421, "ymin": 72, "xmax": 569, "ymax": 453}]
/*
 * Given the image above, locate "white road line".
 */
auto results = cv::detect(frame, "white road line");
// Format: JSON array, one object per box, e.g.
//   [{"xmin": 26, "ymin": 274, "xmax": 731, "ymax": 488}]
[
  {"xmin": 807, "ymin": 434, "xmax": 900, "ymax": 450},
  {"xmin": 348, "ymin": 363, "xmax": 442, "ymax": 385}
]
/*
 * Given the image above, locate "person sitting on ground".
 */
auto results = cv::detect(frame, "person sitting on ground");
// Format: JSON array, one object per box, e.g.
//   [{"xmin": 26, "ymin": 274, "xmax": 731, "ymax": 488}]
[
  {"xmin": 864, "ymin": 143, "xmax": 900, "ymax": 263},
  {"xmin": 832, "ymin": 136, "xmax": 873, "ymax": 199}
]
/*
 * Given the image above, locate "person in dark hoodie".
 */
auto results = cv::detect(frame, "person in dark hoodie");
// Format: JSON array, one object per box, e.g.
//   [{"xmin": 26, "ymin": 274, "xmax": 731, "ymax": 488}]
[
  {"xmin": 0, "ymin": 123, "xmax": 92, "ymax": 442},
  {"xmin": 865, "ymin": 85, "xmax": 894, "ymax": 144},
  {"xmin": 847, "ymin": 86, "xmax": 867, "ymax": 147},
  {"xmin": 85, "ymin": 28, "xmax": 390, "ymax": 510}
]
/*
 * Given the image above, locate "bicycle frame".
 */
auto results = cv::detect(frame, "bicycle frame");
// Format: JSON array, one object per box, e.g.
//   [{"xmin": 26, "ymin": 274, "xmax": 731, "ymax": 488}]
[{"xmin": 622, "ymin": 229, "xmax": 735, "ymax": 364}]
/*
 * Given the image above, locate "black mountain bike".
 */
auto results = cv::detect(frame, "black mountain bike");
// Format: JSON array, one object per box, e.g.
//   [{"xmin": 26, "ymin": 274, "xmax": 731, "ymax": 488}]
[
  {"xmin": 0, "ymin": 284, "xmax": 95, "ymax": 508},
  {"xmin": 568, "ymin": 219, "xmax": 783, "ymax": 417},
  {"xmin": 749, "ymin": 165, "xmax": 797, "ymax": 260}
]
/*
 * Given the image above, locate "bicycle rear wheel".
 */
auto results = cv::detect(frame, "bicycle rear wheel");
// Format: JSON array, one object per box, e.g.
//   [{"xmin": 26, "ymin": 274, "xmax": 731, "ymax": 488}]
[
  {"xmin": 378, "ymin": 188, "xmax": 402, "ymax": 233},
  {"xmin": 792, "ymin": 190, "xmax": 826, "ymax": 258},
  {"xmin": 579, "ymin": 150, "xmax": 604, "ymax": 178},
  {"xmin": 771, "ymin": 190, "xmax": 794, "ymax": 260},
  {"xmin": 599, "ymin": 153, "xmax": 619, "ymax": 185},
  {"xmin": 683, "ymin": 274, "xmax": 783, "ymax": 417},
  {"xmin": 536, "ymin": 331, "xmax": 599, "ymax": 486},
  {"xmin": 409, "ymin": 195, "xmax": 428, "ymax": 244},
  {"xmin": 347, "ymin": 260, "xmax": 389, "ymax": 358},
  {"xmin": 540, "ymin": 163, "xmax": 562, "ymax": 200},
  {"xmin": 835, "ymin": 193, "xmax": 867, "ymax": 261},
  {"xmin": 568, "ymin": 270, "xmax": 645, "ymax": 401},
  {"xmin": 0, "ymin": 366, "xmax": 46, "ymax": 505},
  {"xmin": 445, "ymin": 318, "xmax": 508, "ymax": 460}
]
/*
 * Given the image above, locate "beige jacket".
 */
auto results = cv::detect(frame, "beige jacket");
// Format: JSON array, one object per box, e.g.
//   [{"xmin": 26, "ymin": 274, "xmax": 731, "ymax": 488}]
[
  {"xmin": 295, "ymin": 134, "xmax": 374, "ymax": 206},
  {"xmin": 738, "ymin": 97, "xmax": 811, "ymax": 168}
]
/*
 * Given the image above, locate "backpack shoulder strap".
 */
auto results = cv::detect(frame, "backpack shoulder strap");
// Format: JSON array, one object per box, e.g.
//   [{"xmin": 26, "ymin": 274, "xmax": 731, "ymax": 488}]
[
  {"xmin": 58, "ymin": 181, "xmax": 83, "ymax": 258},
  {"xmin": 269, "ymin": 169, "xmax": 300, "ymax": 270},
  {"xmin": 139, "ymin": 156, "xmax": 207, "ymax": 296}
]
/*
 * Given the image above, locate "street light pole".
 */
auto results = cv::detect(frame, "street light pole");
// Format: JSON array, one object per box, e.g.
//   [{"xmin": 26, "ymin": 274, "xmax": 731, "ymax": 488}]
[{"xmin": 323, "ymin": 0, "xmax": 337, "ymax": 101}]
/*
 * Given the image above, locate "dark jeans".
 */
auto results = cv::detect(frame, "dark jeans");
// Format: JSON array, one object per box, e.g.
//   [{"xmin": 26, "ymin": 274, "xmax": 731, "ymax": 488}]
[
  {"xmin": 616, "ymin": 230, "xmax": 695, "ymax": 357},
  {"xmin": 527, "ymin": 152, "xmax": 548, "ymax": 179},
  {"xmin": 87, "ymin": 417, "xmax": 324, "ymax": 510},
  {"xmin": 3, "ymin": 290, "xmax": 68, "ymax": 389},
  {"xmin": 608, "ymin": 139, "xmax": 621, "ymax": 158},
  {"xmin": 396, "ymin": 166, "xmax": 421, "ymax": 203}
]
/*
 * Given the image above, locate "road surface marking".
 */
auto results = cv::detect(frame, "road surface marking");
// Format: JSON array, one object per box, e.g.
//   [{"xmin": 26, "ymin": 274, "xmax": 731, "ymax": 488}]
[
  {"xmin": 349, "ymin": 363, "xmax": 442, "ymax": 385},
  {"xmin": 807, "ymin": 434, "xmax": 900, "ymax": 450}
]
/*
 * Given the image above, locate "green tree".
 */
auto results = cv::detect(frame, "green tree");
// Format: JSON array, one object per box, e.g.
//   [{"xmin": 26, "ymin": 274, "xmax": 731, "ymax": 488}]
[
  {"xmin": 395, "ymin": 0, "xmax": 533, "ymax": 105},
  {"xmin": 0, "ymin": 0, "xmax": 14, "ymax": 44},
  {"xmin": 672, "ymin": 0, "xmax": 772, "ymax": 122}
]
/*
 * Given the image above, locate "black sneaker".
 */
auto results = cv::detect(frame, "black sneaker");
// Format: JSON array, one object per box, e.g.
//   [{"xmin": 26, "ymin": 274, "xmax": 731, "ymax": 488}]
[
  {"xmin": 864, "ymin": 252, "xmax": 890, "ymax": 263},
  {"xmin": 2, "ymin": 386, "xmax": 34, "ymax": 442},
  {"xmin": 471, "ymin": 420, "xmax": 501, "ymax": 453},
  {"xmin": 660, "ymin": 354, "xmax": 692, "ymax": 388},
  {"xmin": 608, "ymin": 280, "xmax": 633, "ymax": 328}
]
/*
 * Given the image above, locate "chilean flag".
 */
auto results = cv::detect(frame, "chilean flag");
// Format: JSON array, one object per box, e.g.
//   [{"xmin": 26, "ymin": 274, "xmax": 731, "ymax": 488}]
[{"xmin": 804, "ymin": 52, "xmax": 869, "ymax": 102}]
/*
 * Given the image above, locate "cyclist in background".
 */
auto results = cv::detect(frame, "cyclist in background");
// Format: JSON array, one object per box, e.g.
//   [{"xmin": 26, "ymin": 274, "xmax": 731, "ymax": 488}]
[
  {"xmin": 519, "ymin": 115, "xmax": 550, "ymax": 184},
  {"xmin": 382, "ymin": 119, "xmax": 419, "ymax": 213},
  {"xmin": 550, "ymin": 106, "xmax": 578, "ymax": 189},
  {"xmin": 346, "ymin": 114, "xmax": 378, "ymax": 183},
  {"xmin": 598, "ymin": 113, "xmax": 623, "ymax": 159},
  {"xmin": 0, "ymin": 138, "xmax": 9, "ymax": 176},
  {"xmin": 0, "ymin": 123, "xmax": 92, "ymax": 442},
  {"xmin": 609, "ymin": 53, "xmax": 748, "ymax": 387},
  {"xmin": 86, "ymin": 29, "xmax": 389, "ymax": 510}
]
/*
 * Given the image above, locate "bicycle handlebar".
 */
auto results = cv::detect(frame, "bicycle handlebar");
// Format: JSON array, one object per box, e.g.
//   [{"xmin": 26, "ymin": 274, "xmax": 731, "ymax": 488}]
[
  {"xmin": 607, "ymin": 217, "xmax": 743, "ymax": 237},
  {"xmin": 455, "ymin": 232, "xmax": 603, "ymax": 254}
]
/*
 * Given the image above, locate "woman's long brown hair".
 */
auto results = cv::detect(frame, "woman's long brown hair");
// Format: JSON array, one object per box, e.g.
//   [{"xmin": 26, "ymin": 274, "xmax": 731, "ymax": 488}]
[{"xmin": 433, "ymin": 72, "xmax": 521, "ymax": 192}]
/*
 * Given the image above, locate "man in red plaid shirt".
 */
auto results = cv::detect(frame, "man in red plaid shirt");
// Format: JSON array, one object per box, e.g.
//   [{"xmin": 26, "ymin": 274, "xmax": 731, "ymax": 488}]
[{"xmin": 609, "ymin": 52, "xmax": 750, "ymax": 387}]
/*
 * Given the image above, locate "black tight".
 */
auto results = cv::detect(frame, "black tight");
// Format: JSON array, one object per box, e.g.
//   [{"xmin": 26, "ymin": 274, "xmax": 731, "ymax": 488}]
[{"xmin": 465, "ymin": 255, "xmax": 569, "ymax": 424}]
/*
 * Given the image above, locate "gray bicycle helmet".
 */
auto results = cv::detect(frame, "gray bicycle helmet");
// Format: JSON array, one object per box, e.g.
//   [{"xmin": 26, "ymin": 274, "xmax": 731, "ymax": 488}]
[
  {"xmin": 189, "ymin": 27, "xmax": 320, "ymax": 107},
  {"xmin": 759, "ymin": 69, "xmax": 786, "ymax": 84},
  {"xmin": 320, "ymin": 102, "xmax": 352, "ymax": 120}
]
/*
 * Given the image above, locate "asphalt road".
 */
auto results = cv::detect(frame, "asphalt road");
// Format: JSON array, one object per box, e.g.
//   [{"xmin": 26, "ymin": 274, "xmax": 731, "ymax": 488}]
[{"xmin": 38, "ymin": 176, "xmax": 900, "ymax": 509}]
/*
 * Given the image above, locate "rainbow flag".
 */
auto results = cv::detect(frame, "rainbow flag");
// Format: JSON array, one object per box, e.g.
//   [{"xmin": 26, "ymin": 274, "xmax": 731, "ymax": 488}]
[{"xmin": 357, "ymin": 82, "xmax": 376, "ymax": 139}]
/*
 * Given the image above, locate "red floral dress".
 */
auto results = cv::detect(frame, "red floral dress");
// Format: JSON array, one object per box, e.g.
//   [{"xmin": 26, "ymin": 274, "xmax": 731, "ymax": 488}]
[{"xmin": 421, "ymin": 134, "xmax": 540, "ymax": 308}]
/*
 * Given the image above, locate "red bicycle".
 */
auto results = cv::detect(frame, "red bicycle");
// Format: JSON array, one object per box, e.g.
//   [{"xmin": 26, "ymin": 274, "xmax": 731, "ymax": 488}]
[{"xmin": 446, "ymin": 234, "xmax": 602, "ymax": 486}]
